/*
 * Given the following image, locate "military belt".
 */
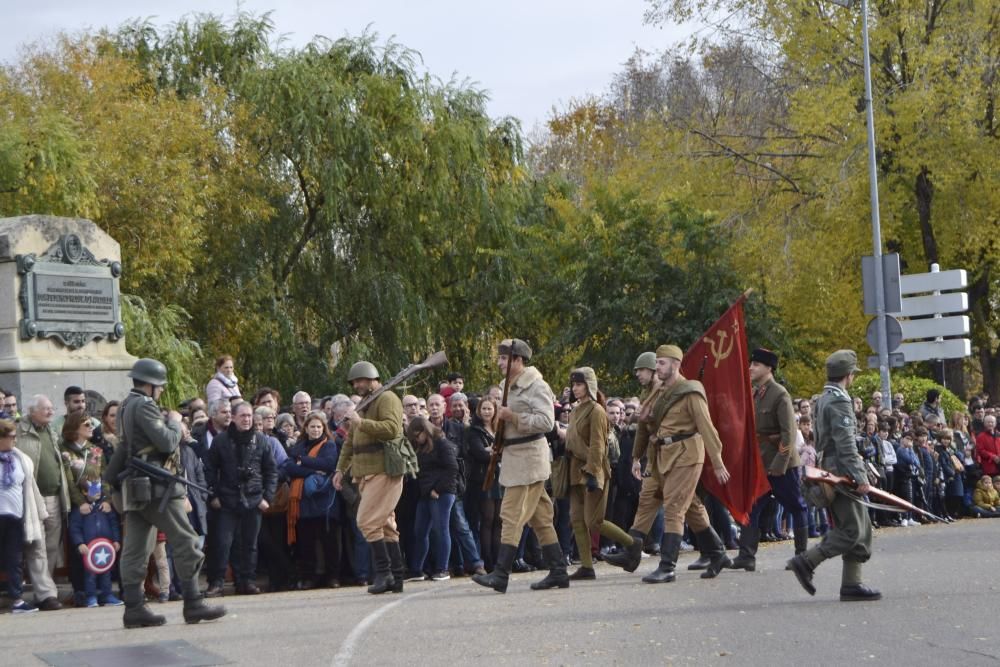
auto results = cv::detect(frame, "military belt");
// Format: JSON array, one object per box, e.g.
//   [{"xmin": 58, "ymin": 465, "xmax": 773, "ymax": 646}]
[
  {"xmin": 353, "ymin": 443, "xmax": 383, "ymax": 454},
  {"xmin": 505, "ymin": 434, "xmax": 546, "ymax": 446},
  {"xmin": 654, "ymin": 432, "xmax": 696, "ymax": 447}
]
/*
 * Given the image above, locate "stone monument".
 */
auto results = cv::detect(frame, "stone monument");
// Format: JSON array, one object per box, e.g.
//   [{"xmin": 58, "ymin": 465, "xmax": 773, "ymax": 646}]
[{"xmin": 0, "ymin": 215, "xmax": 136, "ymax": 414}]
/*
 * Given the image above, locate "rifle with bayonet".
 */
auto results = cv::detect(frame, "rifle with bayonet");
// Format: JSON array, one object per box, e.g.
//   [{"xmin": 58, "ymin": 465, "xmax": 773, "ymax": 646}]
[
  {"xmin": 126, "ymin": 456, "xmax": 211, "ymax": 513},
  {"xmin": 803, "ymin": 465, "xmax": 946, "ymax": 523},
  {"xmin": 482, "ymin": 348, "xmax": 515, "ymax": 492},
  {"xmin": 355, "ymin": 351, "xmax": 448, "ymax": 414}
]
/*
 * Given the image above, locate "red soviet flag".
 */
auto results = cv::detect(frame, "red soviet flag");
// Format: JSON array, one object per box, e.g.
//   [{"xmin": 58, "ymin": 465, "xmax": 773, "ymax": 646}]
[{"xmin": 680, "ymin": 292, "xmax": 769, "ymax": 525}]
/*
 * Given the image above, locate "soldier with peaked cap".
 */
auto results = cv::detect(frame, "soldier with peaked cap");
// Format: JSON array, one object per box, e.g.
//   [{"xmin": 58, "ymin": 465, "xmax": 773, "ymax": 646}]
[
  {"xmin": 107, "ymin": 358, "xmax": 225, "ymax": 628},
  {"xmin": 563, "ymin": 367, "xmax": 635, "ymax": 581},
  {"xmin": 727, "ymin": 347, "xmax": 810, "ymax": 572},
  {"xmin": 333, "ymin": 360, "xmax": 406, "ymax": 595},
  {"xmin": 473, "ymin": 339, "xmax": 569, "ymax": 594},
  {"xmin": 788, "ymin": 350, "xmax": 881, "ymax": 602}
]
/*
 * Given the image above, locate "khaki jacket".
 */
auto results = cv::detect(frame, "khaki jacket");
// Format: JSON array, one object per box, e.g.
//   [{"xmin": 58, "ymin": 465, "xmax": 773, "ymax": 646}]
[
  {"xmin": 338, "ymin": 390, "xmax": 403, "ymax": 478},
  {"xmin": 498, "ymin": 366, "xmax": 555, "ymax": 487},
  {"xmin": 15, "ymin": 417, "xmax": 70, "ymax": 513},
  {"xmin": 648, "ymin": 375, "xmax": 724, "ymax": 474},
  {"xmin": 630, "ymin": 385, "xmax": 657, "ymax": 461},
  {"xmin": 566, "ymin": 400, "xmax": 610, "ymax": 489},
  {"xmin": 754, "ymin": 378, "xmax": 800, "ymax": 475}
]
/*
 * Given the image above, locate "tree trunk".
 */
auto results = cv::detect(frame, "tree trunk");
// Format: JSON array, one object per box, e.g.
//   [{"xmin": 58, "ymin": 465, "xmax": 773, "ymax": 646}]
[{"xmin": 915, "ymin": 166, "xmax": 937, "ymax": 266}]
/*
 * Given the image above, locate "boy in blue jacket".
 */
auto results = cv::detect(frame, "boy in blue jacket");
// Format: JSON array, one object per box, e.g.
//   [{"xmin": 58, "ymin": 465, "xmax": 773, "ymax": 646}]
[{"xmin": 69, "ymin": 477, "xmax": 123, "ymax": 607}]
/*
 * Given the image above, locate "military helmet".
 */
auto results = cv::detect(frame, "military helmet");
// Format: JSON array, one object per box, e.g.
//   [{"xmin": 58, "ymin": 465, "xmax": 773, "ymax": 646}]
[
  {"xmin": 634, "ymin": 351, "xmax": 656, "ymax": 371},
  {"xmin": 128, "ymin": 358, "xmax": 168, "ymax": 386},
  {"xmin": 347, "ymin": 361, "xmax": 379, "ymax": 382}
]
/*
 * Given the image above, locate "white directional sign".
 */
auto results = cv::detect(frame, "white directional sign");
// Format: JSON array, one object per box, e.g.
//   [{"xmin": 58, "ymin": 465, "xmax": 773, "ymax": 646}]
[
  {"xmin": 897, "ymin": 339, "xmax": 971, "ymax": 362},
  {"xmin": 900, "ymin": 269, "xmax": 967, "ymax": 294},
  {"xmin": 894, "ymin": 292, "xmax": 968, "ymax": 317},
  {"xmin": 899, "ymin": 315, "xmax": 969, "ymax": 340}
]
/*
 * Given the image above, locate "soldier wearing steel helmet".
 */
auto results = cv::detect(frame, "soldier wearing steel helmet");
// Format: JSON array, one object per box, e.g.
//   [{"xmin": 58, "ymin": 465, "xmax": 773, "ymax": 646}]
[
  {"xmin": 333, "ymin": 360, "xmax": 405, "ymax": 595},
  {"xmin": 788, "ymin": 349, "xmax": 881, "ymax": 602},
  {"xmin": 106, "ymin": 358, "xmax": 225, "ymax": 628}
]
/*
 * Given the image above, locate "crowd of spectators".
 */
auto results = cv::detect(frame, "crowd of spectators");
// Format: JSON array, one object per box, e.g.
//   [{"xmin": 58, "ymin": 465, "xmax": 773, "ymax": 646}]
[{"xmin": 1, "ymin": 358, "xmax": 997, "ymax": 614}]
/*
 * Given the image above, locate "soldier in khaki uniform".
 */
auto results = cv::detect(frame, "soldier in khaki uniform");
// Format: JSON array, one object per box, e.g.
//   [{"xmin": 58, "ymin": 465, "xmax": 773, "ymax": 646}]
[
  {"xmin": 333, "ymin": 361, "xmax": 406, "ymax": 595},
  {"xmin": 608, "ymin": 345, "xmax": 732, "ymax": 583},
  {"xmin": 728, "ymin": 348, "xmax": 809, "ymax": 572},
  {"xmin": 788, "ymin": 350, "xmax": 881, "ymax": 602},
  {"xmin": 563, "ymin": 367, "xmax": 635, "ymax": 580},
  {"xmin": 107, "ymin": 358, "xmax": 225, "ymax": 628},
  {"xmin": 472, "ymin": 339, "xmax": 569, "ymax": 594}
]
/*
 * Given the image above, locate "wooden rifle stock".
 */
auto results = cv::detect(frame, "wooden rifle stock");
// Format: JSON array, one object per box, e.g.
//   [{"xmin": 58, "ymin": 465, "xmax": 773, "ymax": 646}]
[
  {"xmin": 355, "ymin": 351, "xmax": 448, "ymax": 414},
  {"xmin": 803, "ymin": 465, "xmax": 946, "ymax": 523},
  {"xmin": 482, "ymin": 351, "xmax": 515, "ymax": 492}
]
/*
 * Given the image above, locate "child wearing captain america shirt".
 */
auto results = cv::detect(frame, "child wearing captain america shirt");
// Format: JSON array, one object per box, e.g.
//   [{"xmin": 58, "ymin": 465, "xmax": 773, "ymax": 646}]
[{"xmin": 68, "ymin": 477, "xmax": 123, "ymax": 607}]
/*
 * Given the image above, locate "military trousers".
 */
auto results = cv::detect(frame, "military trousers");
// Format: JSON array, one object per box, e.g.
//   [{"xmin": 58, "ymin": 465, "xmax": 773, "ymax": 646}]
[
  {"xmin": 356, "ymin": 473, "xmax": 403, "ymax": 543},
  {"xmin": 568, "ymin": 482, "xmax": 609, "ymax": 532},
  {"xmin": 631, "ymin": 463, "xmax": 710, "ymax": 535},
  {"xmin": 747, "ymin": 467, "xmax": 808, "ymax": 528},
  {"xmin": 499, "ymin": 481, "xmax": 558, "ymax": 547},
  {"xmin": 121, "ymin": 496, "xmax": 204, "ymax": 587},
  {"xmin": 806, "ymin": 491, "xmax": 872, "ymax": 567}
]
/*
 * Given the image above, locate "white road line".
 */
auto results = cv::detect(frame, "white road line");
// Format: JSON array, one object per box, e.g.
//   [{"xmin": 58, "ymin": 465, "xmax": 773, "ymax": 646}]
[{"xmin": 331, "ymin": 589, "xmax": 435, "ymax": 667}]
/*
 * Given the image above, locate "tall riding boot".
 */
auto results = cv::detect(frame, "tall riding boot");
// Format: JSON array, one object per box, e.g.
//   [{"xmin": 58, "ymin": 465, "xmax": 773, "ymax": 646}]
[
  {"xmin": 386, "ymin": 541, "xmax": 405, "ymax": 593},
  {"xmin": 641, "ymin": 533, "xmax": 682, "ymax": 584},
  {"xmin": 793, "ymin": 525, "xmax": 809, "ymax": 556},
  {"xmin": 694, "ymin": 527, "xmax": 731, "ymax": 579},
  {"xmin": 367, "ymin": 540, "xmax": 394, "ymax": 595},
  {"xmin": 181, "ymin": 576, "xmax": 226, "ymax": 624},
  {"xmin": 530, "ymin": 543, "xmax": 570, "ymax": 590},
  {"xmin": 123, "ymin": 584, "xmax": 166, "ymax": 629},
  {"xmin": 727, "ymin": 526, "xmax": 759, "ymax": 571},
  {"xmin": 604, "ymin": 528, "xmax": 645, "ymax": 573},
  {"xmin": 472, "ymin": 543, "xmax": 516, "ymax": 593}
]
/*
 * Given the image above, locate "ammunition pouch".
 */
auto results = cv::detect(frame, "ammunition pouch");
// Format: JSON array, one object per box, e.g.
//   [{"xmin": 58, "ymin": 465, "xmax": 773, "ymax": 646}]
[{"xmin": 123, "ymin": 476, "xmax": 152, "ymax": 511}]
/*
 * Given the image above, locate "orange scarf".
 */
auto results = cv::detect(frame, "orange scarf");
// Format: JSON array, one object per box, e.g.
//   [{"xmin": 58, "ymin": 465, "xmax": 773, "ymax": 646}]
[{"xmin": 287, "ymin": 437, "xmax": 327, "ymax": 545}]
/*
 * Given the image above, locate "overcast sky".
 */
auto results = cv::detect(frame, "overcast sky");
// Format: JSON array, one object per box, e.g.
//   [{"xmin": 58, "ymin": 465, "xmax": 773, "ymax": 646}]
[{"xmin": 0, "ymin": 0, "xmax": 692, "ymax": 133}]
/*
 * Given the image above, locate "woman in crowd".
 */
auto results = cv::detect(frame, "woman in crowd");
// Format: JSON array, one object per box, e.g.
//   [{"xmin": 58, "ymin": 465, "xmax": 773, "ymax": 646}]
[
  {"xmin": 282, "ymin": 411, "xmax": 340, "ymax": 589},
  {"xmin": 563, "ymin": 367, "xmax": 634, "ymax": 581},
  {"xmin": 405, "ymin": 416, "xmax": 459, "ymax": 581},
  {"xmin": 275, "ymin": 413, "xmax": 298, "ymax": 448},
  {"xmin": 893, "ymin": 433, "xmax": 921, "ymax": 526},
  {"xmin": 93, "ymin": 400, "xmax": 119, "ymax": 462},
  {"xmin": 935, "ymin": 430, "xmax": 962, "ymax": 520},
  {"xmin": 206, "ymin": 355, "xmax": 241, "ymax": 404},
  {"xmin": 466, "ymin": 397, "xmax": 499, "ymax": 569}
]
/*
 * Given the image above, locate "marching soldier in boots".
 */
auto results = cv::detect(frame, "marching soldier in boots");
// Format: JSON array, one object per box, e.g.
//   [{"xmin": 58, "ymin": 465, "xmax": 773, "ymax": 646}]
[
  {"xmin": 728, "ymin": 348, "xmax": 809, "ymax": 572},
  {"xmin": 472, "ymin": 339, "xmax": 569, "ymax": 593},
  {"xmin": 564, "ymin": 367, "xmax": 635, "ymax": 580},
  {"xmin": 788, "ymin": 350, "xmax": 881, "ymax": 601},
  {"xmin": 333, "ymin": 361, "xmax": 407, "ymax": 595},
  {"xmin": 106, "ymin": 358, "xmax": 225, "ymax": 628}
]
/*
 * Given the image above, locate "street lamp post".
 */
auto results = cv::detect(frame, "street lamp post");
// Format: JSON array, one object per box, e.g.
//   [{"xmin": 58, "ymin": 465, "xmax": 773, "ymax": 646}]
[{"xmin": 831, "ymin": 0, "xmax": 891, "ymax": 400}]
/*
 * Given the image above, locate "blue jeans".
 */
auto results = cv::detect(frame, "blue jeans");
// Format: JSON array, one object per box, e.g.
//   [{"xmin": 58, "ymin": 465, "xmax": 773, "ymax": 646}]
[
  {"xmin": 409, "ymin": 493, "xmax": 455, "ymax": 574},
  {"xmin": 449, "ymin": 498, "xmax": 483, "ymax": 572}
]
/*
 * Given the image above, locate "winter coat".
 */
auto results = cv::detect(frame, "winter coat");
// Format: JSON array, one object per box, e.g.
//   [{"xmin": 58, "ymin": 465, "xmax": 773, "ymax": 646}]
[
  {"xmin": 464, "ymin": 421, "xmax": 495, "ymax": 487},
  {"xmin": 9, "ymin": 448, "xmax": 48, "ymax": 543},
  {"xmin": 204, "ymin": 425, "xmax": 277, "ymax": 511},
  {"xmin": 15, "ymin": 418, "xmax": 70, "ymax": 513},
  {"xmin": 282, "ymin": 437, "xmax": 341, "ymax": 520},
  {"xmin": 337, "ymin": 391, "xmax": 404, "ymax": 478},
  {"xmin": 972, "ymin": 481, "xmax": 1000, "ymax": 510},
  {"xmin": 180, "ymin": 440, "xmax": 208, "ymax": 535},
  {"xmin": 206, "ymin": 372, "xmax": 241, "ymax": 404},
  {"xmin": 68, "ymin": 503, "xmax": 121, "ymax": 546},
  {"xmin": 975, "ymin": 430, "xmax": 1000, "ymax": 476},
  {"xmin": 415, "ymin": 437, "xmax": 459, "ymax": 499},
  {"xmin": 497, "ymin": 366, "xmax": 556, "ymax": 487}
]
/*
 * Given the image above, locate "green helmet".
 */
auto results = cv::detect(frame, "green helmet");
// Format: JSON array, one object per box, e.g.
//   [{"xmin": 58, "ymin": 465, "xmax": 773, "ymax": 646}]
[
  {"xmin": 128, "ymin": 358, "xmax": 168, "ymax": 386},
  {"xmin": 634, "ymin": 351, "xmax": 656, "ymax": 371},
  {"xmin": 347, "ymin": 361, "xmax": 379, "ymax": 382}
]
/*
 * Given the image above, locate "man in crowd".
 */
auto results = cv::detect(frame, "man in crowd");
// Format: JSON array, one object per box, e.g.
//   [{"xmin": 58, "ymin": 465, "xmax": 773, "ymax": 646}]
[
  {"xmin": 292, "ymin": 391, "xmax": 312, "ymax": 431},
  {"xmin": 472, "ymin": 338, "xmax": 568, "ymax": 594},
  {"xmin": 920, "ymin": 389, "xmax": 946, "ymax": 425},
  {"xmin": 15, "ymin": 395, "xmax": 68, "ymax": 589},
  {"xmin": 788, "ymin": 350, "xmax": 881, "ymax": 602},
  {"xmin": 729, "ymin": 348, "xmax": 809, "ymax": 572},
  {"xmin": 204, "ymin": 401, "xmax": 277, "ymax": 596},
  {"xmin": 191, "ymin": 399, "xmax": 232, "ymax": 460},
  {"xmin": 107, "ymin": 358, "xmax": 225, "ymax": 627},
  {"xmin": 333, "ymin": 361, "xmax": 407, "ymax": 595},
  {"xmin": 401, "ymin": 394, "xmax": 421, "ymax": 425},
  {"xmin": 53, "ymin": 385, "xmax": 99, "ymax": 434},
  {"xmin": 975, "ymin": 414, "xmax": 1000, "ymax": 478}
]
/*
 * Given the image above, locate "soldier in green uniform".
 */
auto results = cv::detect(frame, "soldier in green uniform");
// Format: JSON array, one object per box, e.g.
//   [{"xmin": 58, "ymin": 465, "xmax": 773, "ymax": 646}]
[
  {"xmin": 787, "ymin": 350, "xmax": 881, "ymax": 601},
  {"xmin": 333, "ymin": 361, "xmax": 406, "ymax": 595},
  {"xmin": 105, "ymin": 358, "xmax": 225, "ymax": 628},
  {"xmin": 728, "ymin": 348, "xmax": 809, "ymax": 572}
]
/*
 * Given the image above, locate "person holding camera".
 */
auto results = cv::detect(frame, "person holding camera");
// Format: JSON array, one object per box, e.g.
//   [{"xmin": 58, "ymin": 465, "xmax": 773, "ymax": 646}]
[{"xmin": 203, "ymin": 401, "xmax": 277, "ymax": 596}]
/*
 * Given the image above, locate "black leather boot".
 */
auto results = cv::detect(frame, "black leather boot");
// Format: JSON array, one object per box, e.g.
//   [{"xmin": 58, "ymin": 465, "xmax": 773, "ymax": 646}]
[
  {"xmin": 182, "ymin": 577, "xmax": 226, "ymax": 624},
  {"xmin": 604, "ymin": 529, "xmax": 645, "ymax": 573},
  {"xmin": 793, "ymin": 525, "xmax": 809, "ymax": 556},
  {"xmin": 123, "ymin": 585, "xmax": 166, "ymax": 629},
  {"xmin": 642, "ymin": 533, "xmax": 682, "ymax": 584},
  {"xmin": 694, "ymin": 528, "xmax": 731, "ymax": 579},
  {"xmin": 787, "ymin": 554, "xmax": 816, "ymax": 596},
  {"xmin": 472, "ymin": 543, "xmax": 516, "ymax": 593},
  {"xmin": 367, "ymin": 540, "xmax": 395, "ymax": 595},
  {"xmin": 727, "ymin": 526, "xmax": 759, "ymax": 571},
  {"xmin": 386, "ymin": 541, "xmax": 405, "ymax": 593},
  {"xmin": 530, "ymin": 543, "xmax": 570, "ymax": 590}
]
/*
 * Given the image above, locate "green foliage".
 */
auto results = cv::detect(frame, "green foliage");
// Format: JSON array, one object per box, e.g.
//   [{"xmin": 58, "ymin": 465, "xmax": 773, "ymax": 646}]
[
  {"xmin": 120, "ymin": 295, "xmax": 203, "ymax": 407},
  {"xmin": 851, "ymin": 372, "xmax": 965, "ymax": 420}
]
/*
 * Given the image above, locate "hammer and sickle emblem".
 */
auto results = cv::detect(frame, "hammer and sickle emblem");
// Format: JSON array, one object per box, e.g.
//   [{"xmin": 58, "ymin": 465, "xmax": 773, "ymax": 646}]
[{"xmin": 704, "ymin": 321, "xmax": 740, "ymax": 368}]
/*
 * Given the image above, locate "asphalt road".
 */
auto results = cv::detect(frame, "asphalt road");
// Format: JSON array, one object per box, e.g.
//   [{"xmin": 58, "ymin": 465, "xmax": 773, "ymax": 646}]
[{"xmin": 6, "ymin": 519, "xmax": 999, "ymax": 666}]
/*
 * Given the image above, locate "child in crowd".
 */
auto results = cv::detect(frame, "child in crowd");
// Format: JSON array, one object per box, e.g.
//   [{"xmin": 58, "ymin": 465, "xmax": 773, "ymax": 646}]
[
  {"xmin": 971, "ymin": 475, "xmax": 1000, "ymax": 518},
  {"xmin": 68, "ymin": 478, "xmax": 123, "ymax": 607}
]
